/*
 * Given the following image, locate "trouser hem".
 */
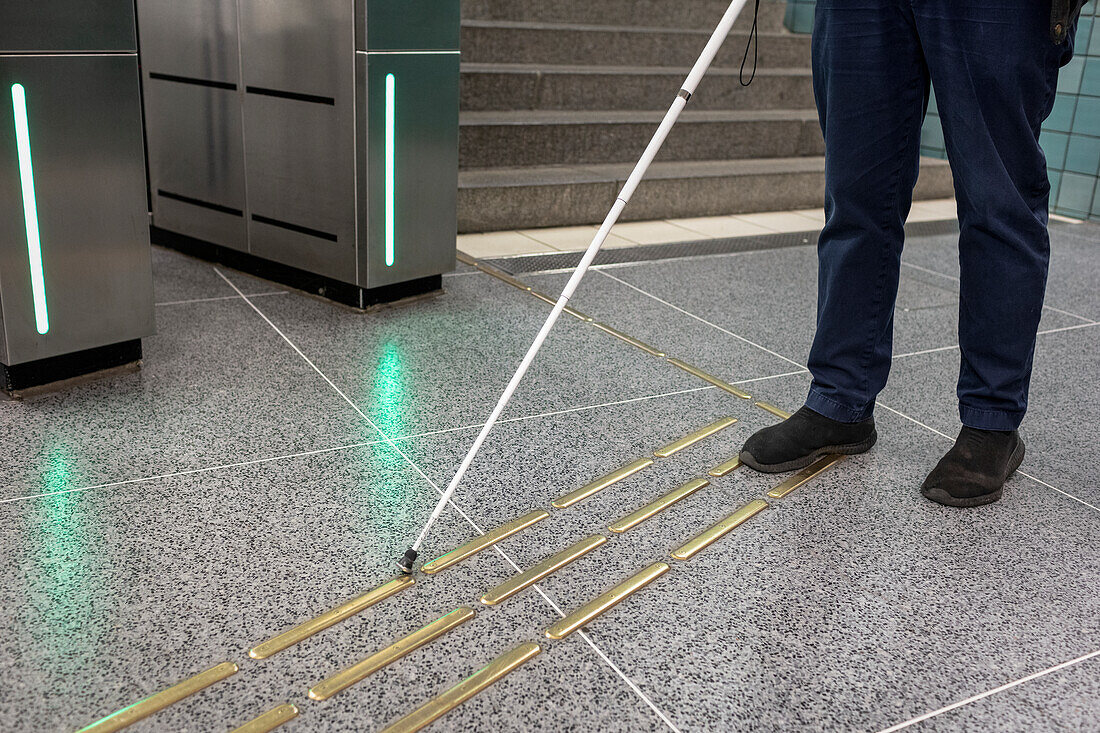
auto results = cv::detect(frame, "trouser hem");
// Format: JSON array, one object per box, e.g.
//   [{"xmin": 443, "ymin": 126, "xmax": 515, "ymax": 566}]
[
  {"xmin": 959, "ymin": 404, "xmax": 1025, "ymax": 431},
  {"xmin": 806, "ymin": 388, "xmax": 875, "ymax": 423}
]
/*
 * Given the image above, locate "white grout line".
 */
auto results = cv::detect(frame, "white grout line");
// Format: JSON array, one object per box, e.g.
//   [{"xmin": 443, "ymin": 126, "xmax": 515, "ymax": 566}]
[
  {"xmin": 0, "ymin": 367, "xmax": 809, "ymax": 506},
  {"xmin": 900, "ymin": 260, "xmax": 1097, "ymax": 324},
  {"xmin": 874, "ymin": 401, "xmax": 1100, "ymax": 514},
  {"xmin": 595, "ymin": 269, "xmax": 809, "ymax": 372},
  {"xmin": 876, "ymin": 648, "xmax": 1100, "ymax": 732},
  {"xmin": 392, "ymin": 385, "xmax": 717, "ymax": 443},
  {"xmin": 1042, "ymin": 304, "xmax": 1097, "ymax": 324},
  {"xmin": 891, "ymin": 344, "xmax": 962, "ymax": 360},
  {"xmin": 1033, "ymin": 321, "xmax": 1100, "ymax": 336},
  {"xmin": 1016, "ymin": 469, "xmax": 1100, "ymax": 514},
  {"xmin": 0, "ymin": 440, "xmax": 385, "ymax": 504},
  {"xmin": 893, "ymin": 321, "xmax": 1100, "ymax": 360},
  {"xmin": 155, "ymin": 291, "xmax": 289, "ymax": 307},
  {"xmin": 214, "ymin": 266, "xmax": 682, "ymax": 733},
  {"xmin": 901, "ymin": 260, "xmax": 960, "ymax": 283},
  {"xmin": 391, "ymin": 368, "xmax": 809, "ymax": 445}
]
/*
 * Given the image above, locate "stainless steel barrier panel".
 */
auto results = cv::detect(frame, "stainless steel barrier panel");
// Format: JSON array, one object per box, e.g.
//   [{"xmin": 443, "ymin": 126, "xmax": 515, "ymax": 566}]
[
  {"xmin": 138, "ymin": 0, "xmax": 459, "ymax": 307},
  {"xmin": 0, "ymin": 1, "xmax": 154, "ymax": 389}
]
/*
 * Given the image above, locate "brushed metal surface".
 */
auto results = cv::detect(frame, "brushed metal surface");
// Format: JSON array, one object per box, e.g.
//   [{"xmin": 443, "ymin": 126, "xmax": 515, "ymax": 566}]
[
  {"xmin": 0, "ymin": 0, "xmax": 136, "ymax": 53},
  {"xmin": 357, "ymin": 0, "xmax": 461, "ymax": 51},
  {"xmin": 0, "ymin": 55, "xmax": 154, "ymax": 365},
  {"xmin": 243, "ymin": 94, "xmax": 355, "ymax": 279},
  {"xmin": 239, "ymin": 0, "xmax": 353, "ymax": 101},
  {"xmin": 135, "ymin": 0, "xmax": 240, "ymax": 83},
  {"xmin": 359, "ymin": 52, "xmax": 458, "ymax": 288},
  {"xmin": 144, "ymin": 79, "xmax": 247, "ymax": 251}
]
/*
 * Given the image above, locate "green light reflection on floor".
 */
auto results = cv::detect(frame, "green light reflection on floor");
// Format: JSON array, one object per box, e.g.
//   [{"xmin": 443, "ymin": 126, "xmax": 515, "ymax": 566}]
[
  {"xmin": 21, "ymin": 444, "xmax": 102, "ymax": 675},
  {"xmin": 366, "ymin": 341, "xmax": 416, "ymax": 524}
]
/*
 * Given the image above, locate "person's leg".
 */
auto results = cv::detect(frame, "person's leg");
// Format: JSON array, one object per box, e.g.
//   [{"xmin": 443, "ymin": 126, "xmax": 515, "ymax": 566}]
[
  {"xmin": 804, "ymin": 0, "xmax": 930, "ymax": 423},
  {"xmin": 741, "ymin": 0, "xmax": 929, "ymax": 472},
  {"xmin": 914, "ymin": 0, "xmax": 1078, "ymax": 505}
]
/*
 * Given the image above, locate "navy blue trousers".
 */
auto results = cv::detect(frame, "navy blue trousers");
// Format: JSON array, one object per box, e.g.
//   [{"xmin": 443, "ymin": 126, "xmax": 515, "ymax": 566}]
[{"xmin": 806, "ymin": 0, "xmax": 1078, "ymax": 430}]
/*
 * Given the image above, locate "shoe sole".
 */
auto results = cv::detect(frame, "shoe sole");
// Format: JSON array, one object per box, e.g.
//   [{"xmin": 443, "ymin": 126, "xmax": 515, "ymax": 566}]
[
  {"xmin": 739, "ymin": 429, "xmax": 878, "ymax": 474},
  {"xmin": 920, "ymin": 440, "xmax": 1026, "ymax": 508}
]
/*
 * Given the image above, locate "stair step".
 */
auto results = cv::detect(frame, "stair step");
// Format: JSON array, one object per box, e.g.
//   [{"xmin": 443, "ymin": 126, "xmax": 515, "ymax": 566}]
[
  {"xmin": 457, "ymin": 157, "xmax": 955, "ymax": 232},
  {"xmin": 461, "ymin": 21, "xmax": 811, "ymax": 68},
  {"xmin": 461, "ymin": 63, "xmax": 814, "ymax": 111},
  {"xmin": 462, "ymin": 0, "xmax": 787, "ymax": 33},
  {"xmin": 459, "ymin": 109, "xmax": 824, "ymax": 168}
]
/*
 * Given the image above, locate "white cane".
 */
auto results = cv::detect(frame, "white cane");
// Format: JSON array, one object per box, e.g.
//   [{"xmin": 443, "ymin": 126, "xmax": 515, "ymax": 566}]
[{"xmin": 398, "ymin": 0, "xmax": 753, "ymax": 573}]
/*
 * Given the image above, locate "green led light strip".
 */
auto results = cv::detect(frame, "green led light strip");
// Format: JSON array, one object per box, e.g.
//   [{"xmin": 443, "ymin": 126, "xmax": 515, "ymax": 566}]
[
  {"xmin": 11, "ymin": 83, "xmax": 49, "ymax": 334},
  {"xmin": 384, "ymin": 73, "xmax": 395, "ymax": 267}
]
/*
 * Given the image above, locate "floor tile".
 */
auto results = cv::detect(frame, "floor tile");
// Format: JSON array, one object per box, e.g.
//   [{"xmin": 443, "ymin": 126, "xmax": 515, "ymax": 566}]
[
  {"xmin": 594, "ymin": 241, "xmax": 1062, "ymax": 368},
  {"xmin": 789, "ymin": 207, "xmax": 827, "ymax": 226},
  {"xmin": 518, "ymin": 225, "xmax": 635, "ymax": 251},
  {"xmin": 0, "ymin": 445, "xmax": 665, "ymax": 732},
  {"xmin": 907, "ymin": 653, "xmax": 1100, "ymax": 732},
  {"xmin": 908, "ymin": 198, "xmax": 959, "ymax": 220},
  {"xmin": 881, "ymin": 324, "xmax": 1100, "ymax": 505},
  {"xmin": 611, "ymin": 219, "xmax": 707, "ymax": 245},
  {"xmin": 394, "ymin": 374, "xmax": 1100, "ymax": 733},
  {"xmin": 457, "ymin": 231, "xmax": 554, "ymax": 258},
  {"xmin": 0, "ymin": 300, "xmax": 370, "ymax": 501},
  {"xmin": 900, "ymin": 223, "xmax": 1100, "ymax": 323},
  {"xmin": 150, "ymin": 246, "xmax": 288, "ymax": 305},
  {"xmin": 664, "ymin": 215, "xmax": 774, "ymax": 239},
  {"xmin": 526, "ymin": 267, "xmax": 805, "ymax": 385},
  {"xmin": 238, "ymin": 270, "xmax": 689, "ymax": 439},
  {"xmin": 734, "ymin": 211, "xmax": 823, "ymax": 233}
]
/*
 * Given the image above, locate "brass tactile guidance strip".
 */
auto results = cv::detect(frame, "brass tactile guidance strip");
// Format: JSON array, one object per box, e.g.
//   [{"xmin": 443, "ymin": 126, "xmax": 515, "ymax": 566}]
[
  {"xmin": 671, "ymin": 499, "xmax": 769, "ymax": 561},
  {"xmin": 475, "ymin": 262, "xmax": 534, "ymax": 293},
  {"xmin": 230, "ymin": 703, "xmax": 299, "ymax": 733},
  {"xmin": 653, "ymin": 416, "xmax": 737, "ymax": 458},
  {"xmin": 609, "ymin": 478, "xmax": 709, "ymax": 534},
  {"xmin": 528, "ymin": 288, "xmax": 558, "ymax": 307},
  {"xmin": 755, "ymin": 401, "xmax": 792, "ymax": 420},
  {"xmin": 767, "ymin": 454, "xmax": 845, "ymax": 499},
  {"xmin": 564, "ymin": 305, "xmax": 594, "ymax": 322},
  {"xmin": 380, "ymin": 642, "xmax": 542, "ymax": 733},
  {"xmin": 552, "ymin": 457, "xmax": 654, "ymax": 509},
  {"xmin": 76, "ymin": 661, "xmax": 238, "ymax": 733},
  {"xmin": 481, "ymin": 535, "xmax": 608, "ymax": 606},
  {"xmin": 309, "ymin": 607, "xmax": 476, "ymax": 701},
  {"xmin": 665, "ymin": 358, "xmax": 753, "ymax": 399},
  {"xmin": 708, "ymin": 455, "xmax": 742, "ymax": 477},
  {"xmin": 591, "ymin": 322, "xmax": 667, "ymax": 358},
  {"xmin": 546, "ymin": 561, "xmax": 670, "ymax": 640},
  {"xmin": 421, "ymin": 509, "xmax": 550, "ymax": 574},
  {"xmin": 250, "ymin": 576, "xmax": 414, "ymax": 659}
]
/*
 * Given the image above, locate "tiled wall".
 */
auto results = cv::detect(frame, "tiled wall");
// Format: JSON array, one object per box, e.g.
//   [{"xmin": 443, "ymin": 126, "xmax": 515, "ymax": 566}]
[{"xmin": 785, "ymin": 0, "xmax": 1100, "ymax": 222}]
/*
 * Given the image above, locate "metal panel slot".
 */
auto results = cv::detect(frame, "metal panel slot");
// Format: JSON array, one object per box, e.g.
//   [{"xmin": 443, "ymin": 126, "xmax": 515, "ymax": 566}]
[
  {"xmin": 251, "ymin": 214, "xmax": 338, "ymax": 243},
  {"xmin": 245, "ymin": 86, "xmax": 335, "ymax": 106},
  {"xmin": 148, "ymin": 72, "xmax": 236, "ymax": 90},
  {"xmin": 158, "ymin": 189, "xmax": 243, "ymax": 217}
]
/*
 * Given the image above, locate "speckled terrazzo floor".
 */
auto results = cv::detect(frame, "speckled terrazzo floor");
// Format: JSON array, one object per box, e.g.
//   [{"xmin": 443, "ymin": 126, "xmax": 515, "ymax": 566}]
[{"xmin": 1, "ymin": 221, "xmax": 1098, "ymax": 733}]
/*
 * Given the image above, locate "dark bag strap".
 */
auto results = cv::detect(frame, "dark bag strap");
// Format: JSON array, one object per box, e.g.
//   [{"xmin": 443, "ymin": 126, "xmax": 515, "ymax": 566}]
[{"xmin": 1050, "ymin": 0, "xmax": 1086, "ymax": 44}]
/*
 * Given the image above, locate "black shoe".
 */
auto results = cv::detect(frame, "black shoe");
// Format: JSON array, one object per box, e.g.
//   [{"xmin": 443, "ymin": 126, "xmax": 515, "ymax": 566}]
[
  {"xmin": 921, "ymin": 427, "xmax": 1025, "ymax": 507},
  {"xmin": 739, "ymin": 406, "xmax": 877, "ymax": 473}
]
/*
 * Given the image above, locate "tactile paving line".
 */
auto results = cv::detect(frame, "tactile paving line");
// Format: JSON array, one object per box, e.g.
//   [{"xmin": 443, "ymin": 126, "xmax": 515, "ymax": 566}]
[
  {"xmin": 369, "ymin": 409, "xmax": 846, "ymax": 731},
  {"xmin": 71, "ymin": 246, "xmax": 835, "ymax": 733},
  {"xmin": 459, "ymin": 251, "xmax": 797, "ymax": 421},
  {"xmin": 72, "ymin": 402, "xmax": 838, "ymax": 732}
]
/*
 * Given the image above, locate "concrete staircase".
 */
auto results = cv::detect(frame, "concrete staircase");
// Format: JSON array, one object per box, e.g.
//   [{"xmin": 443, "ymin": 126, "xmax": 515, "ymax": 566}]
[{"xmin": 457, "ymin": 0, "xmax": 954, "ymax": 233}]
